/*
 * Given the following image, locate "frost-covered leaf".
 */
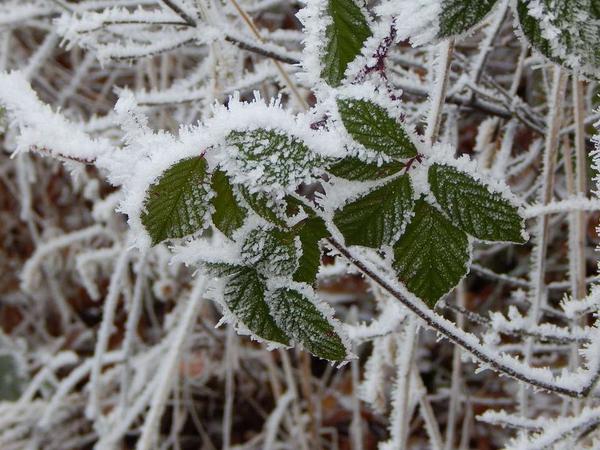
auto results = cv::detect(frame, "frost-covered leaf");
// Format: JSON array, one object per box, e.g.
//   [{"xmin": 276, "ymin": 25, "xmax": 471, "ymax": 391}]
[
  {"xmin": 211, "ymin": 171, "xmax": 246, "ymax": 238},
  {"xmin": 219, "ymin": 265, "xmax": 289, "ymax": 345},
  {"xmin": 322, "ymin": 0, "xmax": 372, "ymax": 86},
  {"xmin": 328, "ymin": 157, "xmax": 405, "ymax": 181},
  {"xmin": 205, "ymin": 263, "xmax": 238, "ymax": 278},
  {"xmin": 0, "ymin": 354, "xmax": 22, "ymax": 401},
  {"xmin": 337, "ymin": 98, "xmax": 417, "ymax": 159},
  {"xmin": 382, "ymin": 0, "xmax": 497, "ymax": 46},
  {"xmin": 141, "ymin": 157, "xmax": 210, "ymax": 245},
  {"xmin": 293, "ymin": 217, "xmax": 329, "ymax": 284},
  {"xmin": 240, "ymin": 187, "xmax": 287, "ymax": 228},
  {"xmin": 267, "ymin": 287, "xmax": 347, "ymax": 361},
  {"xmin": 241, "ymin": 226, "xmax": 299, "ymax": 277},
  {"xmin": 393, "ymin": 200, "xmax": 470, "ymax": 306},
  {"xmin": 333, "ymin": 175, "xmax": 414, "ymax": 248},
  {"xmin": 226, "ymin": 129, "xmax": 320, "ymax": 190},
  {"xmin": 429, "ymin": 164, "xmax": 526, "ymax": 243},
  {"xmin": 437, "ymin": 0, "xmax": 498, "ymax": 38},
  {"xmin": 516, "ymin": 2, "xmax": 553, "ymax": 63},
  {"xmin": 516, "ymin": 0, "xmax": 600, "ymax": 78}
]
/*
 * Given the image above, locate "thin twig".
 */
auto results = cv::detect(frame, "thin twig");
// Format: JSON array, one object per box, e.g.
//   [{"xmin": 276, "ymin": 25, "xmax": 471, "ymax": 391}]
[
  {"xmin": 520, "ymin": 66, "xmax": 568, "ymax": 418},
  {"xmin": 136, "ymin": 275, "xmax": 208, "ymax": 450}
]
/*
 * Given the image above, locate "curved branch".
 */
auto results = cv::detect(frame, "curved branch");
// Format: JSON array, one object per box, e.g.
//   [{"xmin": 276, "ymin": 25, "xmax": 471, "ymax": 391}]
[{"xmin": 326, "ymin": 237, "xmax": 599, "ymax": 399}]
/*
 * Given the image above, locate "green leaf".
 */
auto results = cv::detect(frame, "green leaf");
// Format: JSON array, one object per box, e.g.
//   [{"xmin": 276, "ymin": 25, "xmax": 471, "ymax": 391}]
[
  {"xmin": 322, "ymin": 0, "xmax": 372, "ymax": 86},
  {"xmin": 241, "ymin": 227, "xmax": 299, "ymax": 277},
  {"xmin": 516, "ymin": 2, "xmax": 553, "ymax": 65},
  {"xmin": 227, "ymin": 129, "xmax": 320, "ymax": 190},
  {"xmin": 428, "ymin": 164, "xmax": 526, "ymax": 243},
  {"xmin": 328, "ymin": 157, "xmax": 404, "ymax": 181},
  {"xmin": 517, "ymin": 0, "xmax": 600, "ymax": 78},
  {"xmin": 393, "ymin": 200, "xmax": 470, "ymax": 306},
  {"xmin": 211, "ymin": 171, "xmax": 246, "ymax": 238},
  {"xmin": 220, "ymin": 266, "xmax": 289, "ymax": 345},
  {"xmin": 141, "ymin": 157, "xmax": 210, "ymax": 245},
  {"xmin": 293, "ymin": 217, "xmax": 329, "ymax": 284},
  {"xmin": 333, "ymin": 175, "xmax": 414, "ymax": 248},
  {"xmin": 0, "ymin": 354, "xmax": 22, "ymax": 401},
  {"xmin": 240, "ymin": 187, "xmax": 288, "ymax": 228},
  {"xmin": 205, "ymin": 263, "xmax": 239, "ymax": 277},
  {"xmin": 267, "ymin": 287, "xmax": 347, "ymax": 361},
  {"xmin": 437, "ymin": 0, "xmax": 498, "ymax": 38},
  {"xmin": 337, "ymin": 98, "xmax": 417, "ymax": 159}
]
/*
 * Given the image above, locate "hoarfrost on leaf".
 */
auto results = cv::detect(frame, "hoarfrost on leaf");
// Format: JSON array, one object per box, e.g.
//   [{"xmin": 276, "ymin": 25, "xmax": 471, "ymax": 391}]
[
  {"xmin": 319, "ymin": 0, "xmax": 372, "ymax": 86},
  {"xmin": 212, "ymin": 264, "xmax": 290, "ymax": 345},
  {"xmin": 336, "ymin": 97, "xmax": 418, "ymax": 159},
  {"xmin": 328, "ymin": 157, "xmax": 405, "ymax": 181},
  {"xmin": 516, "ymin": 0, "xmax": 600, "ymax": 79},
  {"xmin": 292, "ymin": 217, "xmax": 329, "ymax": 284},
  {"xmin": 210, "ymin": 170, "xmax": 247, "ymax": 239},
  {"xmin": 266, "ymin": 286, "xmax": 349, "ymax": 361},
  {"xmin": 333, "ymin": 174, "xmax": 414, "ymax": 248},
  {"xmin": 141, "ymin": 157, "xmax": 211, "ymax": 246},
  {"xmin": 224, "ymin": 128, "xmax": 323, "ymax": 194},
  {"xmin": 428, "ymin": 163, "xmax": 527, "ymax": 243},
  {"xmin": 241, "ymin": 226, "xmax": 300, "ymax": 277},
  {"xmin": 392, "ymin": 199, "xmax": 471, "ymax": 306}
]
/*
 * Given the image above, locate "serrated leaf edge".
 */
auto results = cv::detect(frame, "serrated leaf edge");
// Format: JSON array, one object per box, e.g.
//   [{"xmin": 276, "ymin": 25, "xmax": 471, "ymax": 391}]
[
  {"xmin": 393, "ymin": 200, "xmax": 474, "ymax": 305},
  {"xmin": 335, "ymin": 87, "xmax": 422, "ymax": 160},
  {"xmin": 424, "ymin": 155, "xmax": 528, "ymax": 243},
  {"xmin": 266, "ymin": 279, "xmax": 354, "ymax": 362},
  {"xmin": 210, "ymin": 270, "xmax": 291, "ymax": 350},
  {"xmin": 514, "ymin": 0, "xmax": 600, "ymax": 79}
]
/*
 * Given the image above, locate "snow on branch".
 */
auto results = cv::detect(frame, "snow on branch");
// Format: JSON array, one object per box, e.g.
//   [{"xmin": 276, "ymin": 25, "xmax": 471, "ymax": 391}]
[
  {"xmin": 523, "ymin": 196, "xmax": 600, "ymax": 219},
  {"xmin": 0, "ymin": 71, "xmax": 115, "ymax": 164},
  {"xmin": 504, "ymin": 407, "xmax": 600, "ymax": 450}
]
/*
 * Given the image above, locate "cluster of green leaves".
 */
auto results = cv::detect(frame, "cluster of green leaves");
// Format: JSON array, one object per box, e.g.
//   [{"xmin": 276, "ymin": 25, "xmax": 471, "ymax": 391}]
[
  {"xmin": 139, "ymin": 100, "xmax": 527, "ymax": 356},
  {"xmin": 208, "ymin": 265, "xmax": 346, "ymax": 361},
  {"xmin": 317, "ymin": 0, "xmax": 499, "ymax": 86},
  {"xmin": 401, "ymin": 0, "xmax": 600, "ymax": 78},
  {"xmin": 139, "ymin": 0, "xmax": 541, "ymax": 360},
  {"xmin": 318, "ymin": 0, "xmax": 599, "ymax": 94},
  {"xmin": 140, "ymin": 131, "xmax": 347, "ymax": 361},
  {"xmin": 319, "ymin": 0, "xmax": 600, "ymax": 81},
  {"xmin": 329, "ymin": 97, "xmax": 526, "ymax": 306},
  {"xmin": 400, "ymin": 0, "xmax": 599, "ymax": 79}
]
